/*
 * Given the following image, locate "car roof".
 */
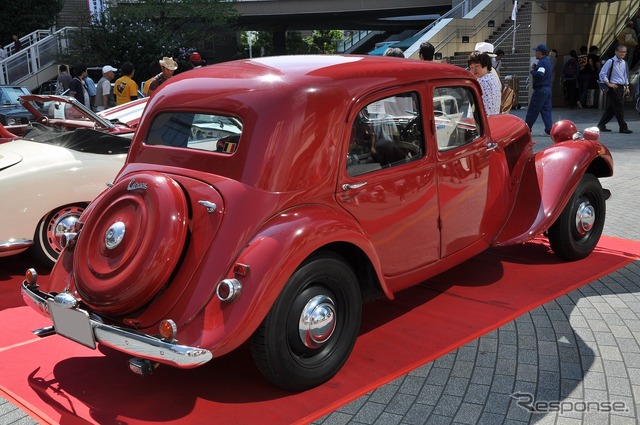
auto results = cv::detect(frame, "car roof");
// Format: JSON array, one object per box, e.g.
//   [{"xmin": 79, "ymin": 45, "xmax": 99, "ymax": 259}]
[
  {"xmin": 131, "ymin": 55, "xmax": 475, "ymax": 192},
  {"xmin": 150, "ymin": 55, "xmax": 470, "ymax": 110}
]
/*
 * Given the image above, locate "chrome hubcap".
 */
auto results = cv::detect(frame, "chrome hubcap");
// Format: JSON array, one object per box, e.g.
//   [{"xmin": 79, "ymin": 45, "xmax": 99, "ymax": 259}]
[
  {"xmin": 575, "ymin": 201, "xmax": 595, "ymax": 236},
  {"xmin": 298, "ymin": 295, "xmax": 336, "ymax": 348},
  {"xmin": 105, "ymin": 221, "xmax": 126, "ymax": 249},
  {"xmin": 55, "ymin": 214, "xmax": 80, "ymax": 236}
]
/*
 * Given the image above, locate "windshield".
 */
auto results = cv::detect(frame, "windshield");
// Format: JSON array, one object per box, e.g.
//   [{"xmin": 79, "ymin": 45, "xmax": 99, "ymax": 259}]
[
  {"xmin": 0, "ymin": 86, "xmax": 30, "ymax": 106},
  {"xmin": 145, "ymin": 112, "xmax": 243, "ymax": 153}
]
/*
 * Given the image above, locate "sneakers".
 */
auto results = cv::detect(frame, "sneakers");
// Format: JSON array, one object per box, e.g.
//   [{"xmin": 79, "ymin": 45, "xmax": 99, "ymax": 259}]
[
  {"xmin": 620, "ymin": 129, "xmax": 633, "ymax": 134},
  {"xmin": 598, "ymin": 127, "xmax": 612, "ymax": 132}
]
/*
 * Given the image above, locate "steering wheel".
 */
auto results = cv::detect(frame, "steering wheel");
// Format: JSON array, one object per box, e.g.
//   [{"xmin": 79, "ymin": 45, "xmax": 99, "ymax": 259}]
[{"xmin": 400, "ymin": 115, "xmax": 421, "ymax": 141}]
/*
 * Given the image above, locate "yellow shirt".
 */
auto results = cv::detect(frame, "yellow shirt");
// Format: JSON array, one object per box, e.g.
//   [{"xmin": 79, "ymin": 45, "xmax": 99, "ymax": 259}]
[{"xmin": 114, "ymin": 75, "xmax": 138, "ymax": 105}]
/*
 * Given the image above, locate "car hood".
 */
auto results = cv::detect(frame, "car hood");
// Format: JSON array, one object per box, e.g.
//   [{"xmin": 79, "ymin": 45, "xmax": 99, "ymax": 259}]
[
  {"xmin": 0, "ymin": 146, "xmax": 22, "ymax": 170},
  {"xmin": 0, "ymin": 139, "xmax": 79, "ymax": 171}
]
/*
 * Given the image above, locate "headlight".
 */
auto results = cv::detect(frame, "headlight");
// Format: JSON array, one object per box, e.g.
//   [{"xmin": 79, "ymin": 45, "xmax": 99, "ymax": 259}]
[{"xmin": 7, "ymin": 117, "xmax": 16, "ymax": 125}]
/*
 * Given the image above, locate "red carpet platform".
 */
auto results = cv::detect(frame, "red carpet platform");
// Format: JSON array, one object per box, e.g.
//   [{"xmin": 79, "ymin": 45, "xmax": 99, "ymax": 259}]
[{"xmin": 1, "ymin": 236, "xmax": 639, "ymax": 425}]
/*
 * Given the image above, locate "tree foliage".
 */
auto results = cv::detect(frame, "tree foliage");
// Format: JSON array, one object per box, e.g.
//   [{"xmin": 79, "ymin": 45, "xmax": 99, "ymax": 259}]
[
  {"xmin": 61, "ymin": 0, "xmax": 238, "ymax": 82},
  {"xmin": 238, "ymin": 30, "xmax": 343, "ymax": 58},
  {"xmin": 0, "ymin": 0, "xmax": 63, "ymax": 45}
]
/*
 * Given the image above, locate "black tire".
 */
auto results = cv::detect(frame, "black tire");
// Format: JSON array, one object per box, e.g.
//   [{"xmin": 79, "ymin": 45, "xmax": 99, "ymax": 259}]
[
  {"xmin": 31, "ymin": 204, "xmax": 85, "ymax": 269},
  {"xmin": 547, "ymin": 173, "xmax": 605, "ymax": 261},
  {"xmin": 250, "ymin": 252, "xmax": 362, "ymax": 391}
]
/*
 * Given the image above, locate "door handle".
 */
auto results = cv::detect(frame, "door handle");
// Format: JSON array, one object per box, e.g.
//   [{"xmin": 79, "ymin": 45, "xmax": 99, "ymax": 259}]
[{"xmin": 342, "ymin": 182, "xmax": 367, "ymax": 191}]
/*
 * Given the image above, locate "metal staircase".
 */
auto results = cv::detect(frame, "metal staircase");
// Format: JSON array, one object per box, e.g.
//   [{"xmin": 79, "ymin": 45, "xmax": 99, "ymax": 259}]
[
  {"xmin": 450, "ymin": 1, "xmax": 532, "ymax": 107},
  {"xmin": 0, "ymin": 28, "xmax": 76, "ymax": 92}
]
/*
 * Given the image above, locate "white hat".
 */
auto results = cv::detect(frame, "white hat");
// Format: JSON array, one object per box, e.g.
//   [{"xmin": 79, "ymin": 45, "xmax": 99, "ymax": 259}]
[
  {"xmin": 159, "ymin": 57, "xmax": 178, "ymax": 71},
  {"xmin": 474, "ymin": 42, "xmax": 497, "ymax": 57},
  {"xmin": 102, "ymin": 65, "xmax": 117, "ymax": 73}
]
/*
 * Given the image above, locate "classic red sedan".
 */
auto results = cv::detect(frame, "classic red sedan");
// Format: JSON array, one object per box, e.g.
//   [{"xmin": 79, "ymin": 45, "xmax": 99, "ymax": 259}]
[{"xmin": 22, "ymin": 55, "xmax": 612, "ymax": 391}]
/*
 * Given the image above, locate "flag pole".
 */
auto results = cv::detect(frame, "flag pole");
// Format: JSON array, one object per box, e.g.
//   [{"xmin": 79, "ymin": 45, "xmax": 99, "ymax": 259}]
[{"xmin": 511, "ymin": 1, "xmax": 518, "ymax": 54}]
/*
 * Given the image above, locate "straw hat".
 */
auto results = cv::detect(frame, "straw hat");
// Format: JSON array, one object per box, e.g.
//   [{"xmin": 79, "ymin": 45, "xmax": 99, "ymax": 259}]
[{"xmin": 159, "ymin": 57, "xmax": 178, "ymax": 71}]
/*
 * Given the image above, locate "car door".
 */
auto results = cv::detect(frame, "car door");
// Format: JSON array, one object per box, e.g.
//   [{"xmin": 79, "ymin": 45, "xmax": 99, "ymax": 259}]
[
  {"xmin": 431, "ymin": 85, "xmax": 508, "ymax": 258},
  {"xmin": 337, "ymin": 89, "xmax": 440, "ymax": 278}
]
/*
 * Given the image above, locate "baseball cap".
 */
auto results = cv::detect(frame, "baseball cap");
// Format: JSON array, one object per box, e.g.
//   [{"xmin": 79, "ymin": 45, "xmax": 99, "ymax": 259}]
[
  {"xmin": 190, "ymin": 52, "xmax": 202, "ymax": 63},
  {"xmin": 102, "ymin": 65, "xmax": 117, "ymax": 73},
  {"xmin": 533, "ymin": 44, "xmax": 548, "ymax": 54},
  {"xmin": 474, "ymin": 42, "xmax": 496, "ymax": 57}
]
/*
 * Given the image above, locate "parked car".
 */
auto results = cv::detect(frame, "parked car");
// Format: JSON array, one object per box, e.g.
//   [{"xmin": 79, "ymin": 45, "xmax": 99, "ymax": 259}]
[
  {"xmin": 0, "ymin": 96, "xmax": 148, "ymax": 267},
  {"xmin": 0, "ymin": 85, "xmax": 34, "ymax": 125},
  {"xmin": 22, "ymin": 55, "xmax": 612, "ymax": 391}
]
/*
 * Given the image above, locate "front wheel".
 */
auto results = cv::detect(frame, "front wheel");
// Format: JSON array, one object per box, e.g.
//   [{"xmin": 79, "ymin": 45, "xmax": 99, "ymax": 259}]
[
  {"xmin": 250, "ymin": 253, "xmax": 362, "ymax": 391},
  {"xmin": 547, "ymin": 173, "xmax": 605, "ymax": 261},
  {"xmin": 31, "ymin": 204, "xmax": 85, "ymax": 269}
]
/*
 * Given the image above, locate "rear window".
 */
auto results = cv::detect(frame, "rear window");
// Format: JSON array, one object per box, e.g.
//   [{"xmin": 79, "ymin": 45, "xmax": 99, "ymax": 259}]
[{"xmin": 145, "ymin": 112, "xmax": 243, "ymax": 153}]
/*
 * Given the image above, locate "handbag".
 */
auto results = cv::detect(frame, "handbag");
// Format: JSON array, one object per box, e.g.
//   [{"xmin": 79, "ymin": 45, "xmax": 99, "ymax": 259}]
[{"xmin": 500, "ymin": 85, "xmax": 515, "ymax": 114}]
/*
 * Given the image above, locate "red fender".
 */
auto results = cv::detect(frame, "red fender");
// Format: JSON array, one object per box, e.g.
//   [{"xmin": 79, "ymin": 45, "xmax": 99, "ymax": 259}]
[
  {"xmin": 493, "ymin": 140, "xmax": 612, "ymax": 246},
  {"xmin": 0, "ymin": 122, "xmax": 18, "ymax": 140},
  {"xmin": 193, "ymin": 204, "xmax": 386, "ymax": 356}
]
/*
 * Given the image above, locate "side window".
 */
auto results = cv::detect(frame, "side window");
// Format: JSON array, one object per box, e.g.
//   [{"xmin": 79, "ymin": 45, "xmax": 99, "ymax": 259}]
[
  {"xmin": 433, "ymin": 87, "xmax": 482, "ymax": 151},
  {"xmin": 347, "ymin": 92, "xmax": 424, "ymax": 177}
]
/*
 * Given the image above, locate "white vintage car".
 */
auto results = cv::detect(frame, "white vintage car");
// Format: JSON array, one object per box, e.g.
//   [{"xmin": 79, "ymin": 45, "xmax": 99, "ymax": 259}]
[{"xmin": 0, "ymin": 96, "xmax": 148, "ymax": 267}]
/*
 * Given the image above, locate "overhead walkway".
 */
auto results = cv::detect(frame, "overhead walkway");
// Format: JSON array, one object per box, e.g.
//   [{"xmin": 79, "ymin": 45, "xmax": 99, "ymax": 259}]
[{"xmin": 0, "ymin": 28, "xmax": 75, "ymax": 92}]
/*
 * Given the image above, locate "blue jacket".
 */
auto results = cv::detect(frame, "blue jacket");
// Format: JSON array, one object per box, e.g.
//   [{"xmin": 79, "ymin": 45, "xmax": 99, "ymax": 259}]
[{"xmin": 530, "ymin": 56, "xmax": 552, "ymax": 89}]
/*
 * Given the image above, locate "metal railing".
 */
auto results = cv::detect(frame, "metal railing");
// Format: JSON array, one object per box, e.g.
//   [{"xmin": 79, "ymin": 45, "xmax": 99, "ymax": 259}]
[
  {"xmin": 459, "ymin": 0, "xmax": 510, "ymax": 37},
  {"xmin": 337, "ymin": 30, "xmax": 378, "ymax": 53},
  {"xmin": 0, "ymin": 27, "xmax": 75, "ymax": 88},
  {"xmin": 336, "ymin": 1, "xmax": 486, "ymax": 54},
  {"xmin": 493, "ymin": 23, "xmax": 520, "ymax": 49}
]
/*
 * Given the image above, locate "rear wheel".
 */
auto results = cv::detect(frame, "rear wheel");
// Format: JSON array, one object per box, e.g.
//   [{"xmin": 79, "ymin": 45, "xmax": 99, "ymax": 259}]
[
  {"xmin": 547, "ymin": 173, "xmax": 605, "ymax": 261},
  {"xmin": 250, "ymin": 253, "xmax": 362, "ymax": 391},
  {"xmin": 32, "ymin": 204, "xmax": 85, "ymax": 269}
]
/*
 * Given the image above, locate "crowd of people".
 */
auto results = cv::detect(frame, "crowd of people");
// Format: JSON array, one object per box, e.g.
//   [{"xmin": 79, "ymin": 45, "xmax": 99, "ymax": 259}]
[
  {"xmin": 556, "ymin": 18, "xmax": 638, "ymax": 134},
  {"xmin": 47, "ymin": 23, "xmax": 639, "ymax": 135},
  {"xmin": 560, "ymin": 45, "xmax": 602, "ymax": 109},
  {"xmin": 54, "ymin": 52, "xmax": 206, "ymax": 110}
]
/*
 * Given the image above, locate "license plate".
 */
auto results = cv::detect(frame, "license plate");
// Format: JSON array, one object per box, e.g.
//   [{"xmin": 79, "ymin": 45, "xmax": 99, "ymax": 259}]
[{"xmin": 48, "ymin": 300, "xmax": 96, "ymax": 349}]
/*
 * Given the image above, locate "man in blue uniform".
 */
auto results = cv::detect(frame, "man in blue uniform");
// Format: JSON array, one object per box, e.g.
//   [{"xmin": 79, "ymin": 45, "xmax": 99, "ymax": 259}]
[{"xmin": 525, "ymin": 44, "xmax": 553, "ymax": 135}]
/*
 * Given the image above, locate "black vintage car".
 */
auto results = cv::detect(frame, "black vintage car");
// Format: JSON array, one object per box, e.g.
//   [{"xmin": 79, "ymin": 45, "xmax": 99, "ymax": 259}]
[{"xmin": 0, "ymin": 85, "xmax": 34, "ymax": 125}]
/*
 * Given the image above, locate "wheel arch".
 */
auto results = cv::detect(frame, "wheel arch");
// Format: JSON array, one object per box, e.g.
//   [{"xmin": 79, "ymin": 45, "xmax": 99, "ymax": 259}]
[
  {"xmin": 312, "ymin": 242, "xmax": 385, "ymax": 304},
  {"xmin": 494, "ymin": 141, "xmax": 612, "ymax": 246},
  {"xmin": 197, "ymin": 206, "xmax": 389, "ymax": 357}
]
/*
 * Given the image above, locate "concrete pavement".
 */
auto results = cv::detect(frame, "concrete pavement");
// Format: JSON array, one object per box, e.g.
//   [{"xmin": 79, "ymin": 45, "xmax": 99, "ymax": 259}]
[{"xmin": 312, "ymin": 104, "xmax": 640, "ymax": 425}]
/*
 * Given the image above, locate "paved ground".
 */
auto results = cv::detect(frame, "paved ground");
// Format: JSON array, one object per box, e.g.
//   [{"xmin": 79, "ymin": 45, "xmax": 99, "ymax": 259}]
[
  {"xmin": 2, "ymin": 104, "xmax": 640, "ymax": 425},
  {"xmin": 312, "ymin": 104, "xmax": 640, "ymax": 425}
]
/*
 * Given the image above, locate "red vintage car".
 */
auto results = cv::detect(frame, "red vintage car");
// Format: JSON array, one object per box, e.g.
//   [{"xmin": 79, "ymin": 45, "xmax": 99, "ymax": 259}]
[{"xmin": 22, "ymin": 55, "xmax": 612, "ymax": 391}]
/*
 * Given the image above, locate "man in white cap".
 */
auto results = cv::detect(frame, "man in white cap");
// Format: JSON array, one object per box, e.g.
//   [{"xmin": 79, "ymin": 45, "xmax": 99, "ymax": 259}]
[
  {"xmin": 147, "ymin": 56, "xmax": 178, "ymax": 96},
  {"xmin": 474, "ymin": 42, "xmax": 501, "ymax": 87},
  {"xmin": 95, "ymin": 65, "xmax": 117, "ymax": 111}
]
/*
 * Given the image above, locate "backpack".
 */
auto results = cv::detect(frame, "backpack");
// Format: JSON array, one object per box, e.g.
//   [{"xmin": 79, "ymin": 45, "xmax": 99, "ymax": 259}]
[{"xmin": 563, "ymin": 60, "xmax": 577, "ymax": 78}]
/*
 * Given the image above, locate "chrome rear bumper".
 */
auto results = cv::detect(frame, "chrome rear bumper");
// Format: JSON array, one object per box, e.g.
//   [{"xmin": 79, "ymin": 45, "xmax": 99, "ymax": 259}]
[
  {"xmin": 21, "ymin": 281, "xmax": 213, "ymax": 368},
  {"xmin": 0, "ymin": 238, "xmax": 32, "ymax": 255}
]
